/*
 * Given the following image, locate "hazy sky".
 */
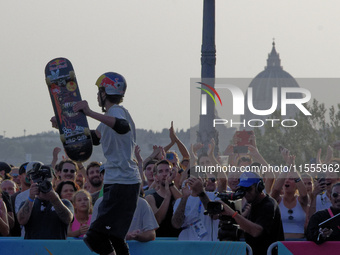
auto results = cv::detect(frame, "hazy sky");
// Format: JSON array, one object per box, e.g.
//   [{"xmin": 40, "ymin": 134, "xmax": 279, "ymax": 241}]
[{"xmin": 1, "ymin": 0, "xmax": 340, "ymax": 138}]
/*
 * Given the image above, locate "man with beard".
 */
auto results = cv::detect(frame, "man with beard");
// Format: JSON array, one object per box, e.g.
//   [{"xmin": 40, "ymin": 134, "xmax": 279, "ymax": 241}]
[
  {"xmin": 307, "ymin": 182, "xmax": 340, "ymax": 243},
  {"xmin": 145, "ymin": 160, "xmax": 181, "ymax": 237},
  {"xmin": 86, "ymin": 162, "xmax": 103, "ymax": 205}
]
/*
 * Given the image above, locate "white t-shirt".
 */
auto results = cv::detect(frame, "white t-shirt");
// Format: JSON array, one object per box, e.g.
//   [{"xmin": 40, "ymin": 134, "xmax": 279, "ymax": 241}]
[
  {"xmin": 91, "ymin": 196, "xmax": 158, "ymax": 233},
  {"xmin": 173, "ymin": 192, "xmax": 219, "ymax": 241},
  {"xmin": 316, "ymin": 192, "xmax": 331, "ymax": 212},
  {"xmin": 15, "ymin": 189, "xmax": 30, "ymax": 213},
  {"xmin": 97, "ymin": 105, "xmax": 141, "ymax": 185},
  {"xmin": 14, "ymin": 189, "xmax": 30, "ymax": 237}
]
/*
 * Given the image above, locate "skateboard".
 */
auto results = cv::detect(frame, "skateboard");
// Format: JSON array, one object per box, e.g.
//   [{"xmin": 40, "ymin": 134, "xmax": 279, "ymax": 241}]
[{"xmin": 45, "ymin": 57, "xmax": 92, "ymax": 162}]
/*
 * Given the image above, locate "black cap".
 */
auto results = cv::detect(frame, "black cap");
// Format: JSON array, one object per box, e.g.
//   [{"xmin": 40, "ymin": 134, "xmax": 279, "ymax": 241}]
[
  {"xmin": 0, "ymin": 162, "xmax": 11, "ymax": 174},
  {"xmin": 18, "ymin": 162, "xmax": 29, "ymax": 175}
]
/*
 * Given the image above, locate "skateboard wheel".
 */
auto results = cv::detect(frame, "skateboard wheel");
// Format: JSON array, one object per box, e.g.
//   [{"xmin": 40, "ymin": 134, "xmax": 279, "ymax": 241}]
[
  {"xmin": 60, "ymin": 134, "xmax": 66, "ymax": 143},
  {"xmin": 69, "ymin": 71, "xmax": 76, "ymax": 81},
  {"xmin": 84, "ymin": 128, "xmax": 91, "ymax": 137},
  {"xmin": 46, "ymin": 77, "xmax": 51, "ymax": 86}
]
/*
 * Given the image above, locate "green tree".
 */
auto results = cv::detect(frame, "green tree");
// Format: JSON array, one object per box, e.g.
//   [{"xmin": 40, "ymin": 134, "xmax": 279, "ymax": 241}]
[{"xmin": 254, "ymin": 99, "xmax": 339, "ymax": 166}]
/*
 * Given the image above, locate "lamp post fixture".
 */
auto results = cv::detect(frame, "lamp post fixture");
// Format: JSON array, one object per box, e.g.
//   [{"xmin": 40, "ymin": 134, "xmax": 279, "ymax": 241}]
[{"xmin": 198, "ymin": 0, "xmax": 218, "ymax": 154}]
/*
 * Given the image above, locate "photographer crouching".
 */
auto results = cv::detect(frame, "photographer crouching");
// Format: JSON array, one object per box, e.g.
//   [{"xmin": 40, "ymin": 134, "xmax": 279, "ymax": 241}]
[
  {"xmin": 211, "ymin": 172, "xmax": 284, "ymax": 255},
  {"xmin": 17, "ymin": 162, "xmax": 74, "ymax": 239}
]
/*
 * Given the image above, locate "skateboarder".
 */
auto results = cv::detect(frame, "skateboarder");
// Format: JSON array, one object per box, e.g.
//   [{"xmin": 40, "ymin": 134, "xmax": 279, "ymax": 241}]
[{"xmin": 73, "ymin": 72, "xmax": 141, "ymax": 255}]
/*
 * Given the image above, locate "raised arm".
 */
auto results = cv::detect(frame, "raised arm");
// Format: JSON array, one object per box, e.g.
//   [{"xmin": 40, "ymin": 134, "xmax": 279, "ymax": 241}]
[
  {"xmin": 207, "ymin": 138, "xmax": 227, "ymax": 192},
  {"xmin": 172, "ymin": 182, "xmax": 191, "ymax": 229},
  {"xmin": 190, "ymin": 143, "xmax": 204, "ymax": 166},
  {"xmin": 51, "ymin": 147, "xmax": 61, "ymax": 170},
  {"xmin": 188, "ymin": 177, "xmax": 211, "ymax": 209},
  {"xmin": 169, "ymin": 121, "xmax": 190, "ymax": 159},
  {"xmin": 17, "ymin": 183, "xmax": 39, "ymax": 226},
  {"xmin": 308, "ymin": 179, "xmax": 326, "ymax": 220},
  {"xmin": 74, "ymin": 101, "xmax": 130, "ymax": 134},
  {"xmin": 143, "ymin": 146, "xmax": 164, "ymax": 167},
  {"xmin": 134, "ymin": 145, "xmax": 146, "ymax": 185},
  {"xmin": 270, "ymin": 171, "xmax": 287, "ymax": 202}
]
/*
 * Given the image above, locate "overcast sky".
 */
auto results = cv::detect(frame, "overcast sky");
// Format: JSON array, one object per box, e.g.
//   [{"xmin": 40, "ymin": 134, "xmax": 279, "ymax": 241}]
[{"xmin": 1, "ymin": 0, "xmax": 340, "ymax": 138}]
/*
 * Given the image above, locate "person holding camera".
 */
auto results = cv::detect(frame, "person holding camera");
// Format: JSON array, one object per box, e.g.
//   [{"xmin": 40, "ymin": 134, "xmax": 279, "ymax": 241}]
[
  {"xmin": 306, "ymin": 182, "xmax": 340, "ymax": 243},
  {"xmin": 218, "ymin": 172, "xmax": 284, "ymax": 255},
  {"xmin": 17, "ymin": 162, "xmax": 74, "ymax": 239}
]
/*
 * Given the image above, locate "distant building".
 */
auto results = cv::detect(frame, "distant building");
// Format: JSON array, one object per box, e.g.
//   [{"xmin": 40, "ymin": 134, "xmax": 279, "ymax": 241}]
[{"xmin": 241, "ymin": 42, "xmax": 303, "ymax": 130}]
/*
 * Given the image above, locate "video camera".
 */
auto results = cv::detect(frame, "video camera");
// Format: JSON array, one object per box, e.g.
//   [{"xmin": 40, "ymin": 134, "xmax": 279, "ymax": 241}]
[
  {"xmin": 27, "ymin": 162, "xmax": 53, "ymax": 193},
  {"xmin": 205, "ymin": 188, "xmax": 246, "ymax": 241}
]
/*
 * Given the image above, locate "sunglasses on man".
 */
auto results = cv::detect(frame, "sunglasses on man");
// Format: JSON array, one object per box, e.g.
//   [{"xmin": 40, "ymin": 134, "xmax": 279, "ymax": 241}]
[{"xmin": 332, "ymin": 192, "xmax": 339, "ymax": 198}]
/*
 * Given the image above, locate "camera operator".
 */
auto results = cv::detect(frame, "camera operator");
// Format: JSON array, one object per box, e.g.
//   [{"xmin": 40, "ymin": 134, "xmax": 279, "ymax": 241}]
[
  {"xmin": 218, "ymin": 172, "xmax": 284, "ymax": 255},
  {"xmin": 17, "ymin": 162, "xmax": 74, "ymax": 239}
]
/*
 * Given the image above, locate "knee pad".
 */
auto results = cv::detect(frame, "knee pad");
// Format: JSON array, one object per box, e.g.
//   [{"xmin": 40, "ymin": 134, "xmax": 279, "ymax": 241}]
[{"xmin": 83, "ymin": 229, "xmax": 112, "ymax": 255}]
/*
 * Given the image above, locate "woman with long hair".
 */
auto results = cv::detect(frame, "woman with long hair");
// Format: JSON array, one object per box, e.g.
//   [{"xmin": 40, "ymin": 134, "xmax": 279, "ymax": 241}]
[
  {"xmin": 68, "ymin": 190, "xmax": 92, "ymax": 238},
  {"xmin": 271, "ymin": 151, "xmax": 308, "ymax": 239}
]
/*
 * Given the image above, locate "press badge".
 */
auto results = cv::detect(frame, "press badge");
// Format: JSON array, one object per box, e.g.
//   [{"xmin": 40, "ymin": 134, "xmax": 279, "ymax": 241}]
[{"xmin": 192, "ymin": 219, "xmax": 208, "ymax": 239}]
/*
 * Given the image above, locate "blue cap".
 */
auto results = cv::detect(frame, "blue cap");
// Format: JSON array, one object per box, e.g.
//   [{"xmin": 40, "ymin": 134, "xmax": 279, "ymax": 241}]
[{"xmin": 238, "ymin": 172, "xmax": 262, "ymax": 188}]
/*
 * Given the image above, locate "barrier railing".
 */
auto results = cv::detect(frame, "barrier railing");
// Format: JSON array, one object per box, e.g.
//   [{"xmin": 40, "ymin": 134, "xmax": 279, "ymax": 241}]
[
  {"xmin": 0, "ymin": 237, "xmax": 252, "ymax": 255},
  {"xmin": 267, "ymin": 241, "xmax": 340, "ymax": 255}
]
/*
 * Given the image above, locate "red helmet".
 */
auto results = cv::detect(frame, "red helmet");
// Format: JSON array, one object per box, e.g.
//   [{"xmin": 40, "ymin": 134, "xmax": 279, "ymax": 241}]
[{"xmin": 95, "ymin": 72, "xmax": 127, "ymax": 96}]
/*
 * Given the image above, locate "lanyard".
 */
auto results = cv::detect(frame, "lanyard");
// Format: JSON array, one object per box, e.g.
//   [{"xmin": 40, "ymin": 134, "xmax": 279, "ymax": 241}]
[
  {"xmin": 327, "ymin": 208, "xmax": 340, "ymax": 230},
  {"xmin": 198, "ymin": 201, "xmax": 202, "ymax": 214}
]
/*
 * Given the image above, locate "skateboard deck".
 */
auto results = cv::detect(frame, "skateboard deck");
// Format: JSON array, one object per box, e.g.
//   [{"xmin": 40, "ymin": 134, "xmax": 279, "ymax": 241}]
[{"xmin": 45, "ymin": 57, "xmax": 92, "ymax": 162}]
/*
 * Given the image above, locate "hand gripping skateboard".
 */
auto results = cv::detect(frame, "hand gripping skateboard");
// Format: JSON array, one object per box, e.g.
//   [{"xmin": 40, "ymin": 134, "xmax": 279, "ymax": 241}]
[{"xmin": 45, "ymin": 57, "xmax": 92, "ymax": 162}]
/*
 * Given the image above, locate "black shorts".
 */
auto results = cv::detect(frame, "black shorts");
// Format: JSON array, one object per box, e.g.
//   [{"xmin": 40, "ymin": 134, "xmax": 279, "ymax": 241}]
[{"xmin": 90, "ymin": 183, "xmax": 140, "ymax": 239}]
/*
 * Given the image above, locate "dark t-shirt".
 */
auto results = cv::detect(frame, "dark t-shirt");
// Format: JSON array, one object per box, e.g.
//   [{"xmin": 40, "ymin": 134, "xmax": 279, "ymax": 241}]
[
  {"xmin": 2, "ymin": 191, "xmax": 13, "ymax": 213},
  {"xmin": 10, "ymin": 191, "xmax": 21, "ymax": 236},
  {"xmin": 306, "ymin": 207, "xmax": 340, "ymax": 244},
  {"xmin": 91, "ymin": 190, "xmax": 100, "ymax": 206},
  {"xmin": 152, "ymin": 192, "xmax": 181, "ymax": 237},
  {"xmin": 245, "ymin": 194, "xmax": 284, "ymax": 255},
  {"xmin": 20, "ymin": 198, "xmax": 74, "ymax": 239}
]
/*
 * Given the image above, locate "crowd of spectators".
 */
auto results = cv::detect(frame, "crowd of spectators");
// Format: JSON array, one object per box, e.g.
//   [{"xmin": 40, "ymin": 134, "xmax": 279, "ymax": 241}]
[{"xmin": 0, "ymin": 123, "xmax": 340, "ymax": 255}]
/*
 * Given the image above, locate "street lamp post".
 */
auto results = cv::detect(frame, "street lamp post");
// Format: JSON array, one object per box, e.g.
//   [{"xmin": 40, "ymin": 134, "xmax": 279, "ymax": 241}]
[{"xmin": 198, "ymin": 0, "xmax": 218, "ymax": 154}]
